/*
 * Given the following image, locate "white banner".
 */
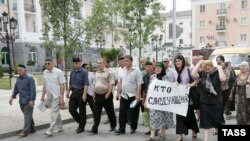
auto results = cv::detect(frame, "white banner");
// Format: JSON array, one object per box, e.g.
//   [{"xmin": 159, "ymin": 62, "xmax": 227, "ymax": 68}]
[{"xmin": 146, "ymin": 79, "xmax": 190, "ymax": 117}]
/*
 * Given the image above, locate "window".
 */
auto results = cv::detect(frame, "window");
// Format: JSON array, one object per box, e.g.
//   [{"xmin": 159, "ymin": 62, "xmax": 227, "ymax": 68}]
[
  {"xmin": 28, "ymin": 47, "xmax": 37, "ymax": 63},
  {"xmin": 200, "ymin": 36, "xmax": 205, "ymax": 43},
  {"xmin": 240, "ymin": 17, "xmax": 248, "ymax": 25},
  {"xmin": 199, "ymin": 21, "xmax": 205, "ymax": 28},
  {"xmin": 179, "ymin": 22, "xmax": 183, "ymax": 25},
  {"xmin": 241, "ymin": 34, "xmax": 247, "ymax": 42},
  {"xmin": 200, "ymin": 5, "xmax": 205, "ymax": 13},
  {"xmin": 1, "ymin": 47, "xmax": 9, "ymax": 65},
  {"xmin": 241, "ymin": 0, "xmax": 247, "ymax": 9},
  {"xmin": 0, "ymin": 0, "xmax": 5, "ymax": 4},
  {"xmin": 179, "ymin": 39, "xmax": 183, "ymax": 44}
]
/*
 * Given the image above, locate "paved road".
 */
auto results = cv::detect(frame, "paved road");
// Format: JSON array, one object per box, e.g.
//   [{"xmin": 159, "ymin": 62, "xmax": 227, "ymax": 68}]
[{"xmin": 1, "ymin": 110, "xmax": 237, "ymax": 141}]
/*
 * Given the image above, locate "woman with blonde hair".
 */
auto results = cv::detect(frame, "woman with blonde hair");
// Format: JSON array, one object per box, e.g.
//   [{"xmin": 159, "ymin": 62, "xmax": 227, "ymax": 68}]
[
  {"xmin": 191, "ymin": 60, "xmax": 226, "ymax": 141},
  {"xmin": 229, "ymin": 61, "xmax": 250, "ymax": 125}
]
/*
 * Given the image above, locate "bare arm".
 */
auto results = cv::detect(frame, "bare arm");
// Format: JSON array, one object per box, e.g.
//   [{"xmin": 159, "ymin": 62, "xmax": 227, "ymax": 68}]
[
  {"xmin": 136, "ymin": 84, "xmax": 142, "ymax": 101},
  {"xmin": 41, "ymin": 84, "xmax": 46, "ymax": 102},
  {"xmin": 191, "ymin": 61, "xmax": 202, "ymax": 80},
  {"xmin": 217, "ymin": 65, "xmax": 226, "ymax": 82},
  {"xmin": 82, "ymin": 85, "xmax": 88, "ymax": 102},
  {"xmin": 59, "ymin": 84, "xmax": 65, "ymax": 107}
]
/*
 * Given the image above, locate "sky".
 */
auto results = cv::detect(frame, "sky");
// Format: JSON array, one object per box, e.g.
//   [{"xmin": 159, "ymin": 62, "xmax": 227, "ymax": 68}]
[{"xmin": 159, "ymin": 0, "xmax": 191, "ymax": 12}]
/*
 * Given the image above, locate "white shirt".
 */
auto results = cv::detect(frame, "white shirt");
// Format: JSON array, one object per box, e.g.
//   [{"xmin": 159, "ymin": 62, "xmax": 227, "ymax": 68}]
[
  {"xmin": 87, "ymin": 72, "xmax": 94, "ymax": 96},
  {"xmin": 43, "ymin": 67, "xmax": 66, "ymax": 99}
]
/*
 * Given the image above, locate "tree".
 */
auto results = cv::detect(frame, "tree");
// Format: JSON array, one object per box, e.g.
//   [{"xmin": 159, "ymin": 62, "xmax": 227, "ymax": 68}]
[
  {"xmin": 40, "ymin": 0, "xmax": 85, "ymax": 88},
  {"xmin": 117, "ymin": 0, "xmax": 164, "ymax": 65},
  {"xmin": 83, "ymin": 0, "xmax": 164, "ymax": 66},
  {"xmin": 100, "ymin": 48, "xmax": 120, "ymax": 62}
]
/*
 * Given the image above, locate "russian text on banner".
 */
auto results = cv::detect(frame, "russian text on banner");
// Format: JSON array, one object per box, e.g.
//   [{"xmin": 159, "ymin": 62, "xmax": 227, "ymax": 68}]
[{"xmin": 145, "ymin": 79, "xmax": 189, "ymax": 117}]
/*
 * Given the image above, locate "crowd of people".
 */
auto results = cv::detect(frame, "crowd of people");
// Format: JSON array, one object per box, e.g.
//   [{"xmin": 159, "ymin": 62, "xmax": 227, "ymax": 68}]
[{"xmin": 9, "ymin": 54, "xmax": 250, "ymax": 141}]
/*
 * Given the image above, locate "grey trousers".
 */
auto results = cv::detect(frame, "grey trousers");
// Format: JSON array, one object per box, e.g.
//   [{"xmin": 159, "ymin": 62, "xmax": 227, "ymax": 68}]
[
  {"xmin": 20, "ymin": 104, "xmax": 35, "ymax": 133},
  {"xmin": 46, "ymin": 93, "xmax": 62, "ymax": 133}
]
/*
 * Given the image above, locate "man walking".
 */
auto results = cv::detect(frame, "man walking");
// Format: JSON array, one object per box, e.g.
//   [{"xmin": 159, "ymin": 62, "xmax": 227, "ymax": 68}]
[
  {"xmin": 89, "ymin": 58, "xmax": 116, "ymax": 134},
  {"xmin": 82, "ymin": 63, "xmax": 95, "ymax": 114},
  {"xmin": 116, "ymin": 55, "xmax": 143, "ymax": 135},
  {"xmin": 9, "ymin": 64, "xmax": 36, "ymax": 138},
  {"xmin": 41, "ymin": 58, "xmax": 65, "ymax": 136},
  {"xmin": 67, "ymin": 57, "xmax": 89, "ymax": 133}
]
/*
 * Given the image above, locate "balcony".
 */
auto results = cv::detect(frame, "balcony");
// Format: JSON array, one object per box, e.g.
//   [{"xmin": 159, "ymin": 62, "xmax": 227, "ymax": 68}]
[
  {"xmin": 24, "ymin": 4, "xmax": 36, "ymax": 13},
  {"xmin": 12, "ymin": 3, "xmax": 36, "ymax": 13},
  {"xmin": 216, "ymin": 24, "xmax": 226, "ymax": 32},
  {"xmin": 217, "ymin": 9, "xmax": 227, "ymax": 17},
  {"xmin": 215, "ymin": 41, "xmax": 227, "ymax": 47}
]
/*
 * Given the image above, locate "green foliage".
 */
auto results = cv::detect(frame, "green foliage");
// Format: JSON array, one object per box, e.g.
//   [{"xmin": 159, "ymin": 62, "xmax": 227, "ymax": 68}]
[
  {"xmin": 27, "ymin": 60, "xmax": 36, "ymax": 66},
  {"xmin": 100, "ymin": 48, "xmax": 120, "ymax": 62},
  {"xmin": 88, "ymin": 60, "xmax": 93, "ymax": 72},
  {"xmin": 40, "ymin": 0, "xmax": 85, "ymax": 87},
  {"xmin": 0, "ymin": 65, "xmax": 3, "ymax": 78}
]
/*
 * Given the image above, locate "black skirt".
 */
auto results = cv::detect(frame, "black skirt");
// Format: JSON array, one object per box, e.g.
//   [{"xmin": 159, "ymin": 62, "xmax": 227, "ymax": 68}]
[
  {"xmin": 176, "ymin": 105, "xmax": 199, "ymax": 135},
  {"xmin": 200, "ymin": 103, "xmax": 223, "ymax": 129}
]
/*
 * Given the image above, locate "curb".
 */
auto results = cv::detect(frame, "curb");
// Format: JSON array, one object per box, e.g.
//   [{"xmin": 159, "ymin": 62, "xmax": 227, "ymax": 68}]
[{"xmin": 0, "ymin": 108, "xmax": 119, "ymax": 140}]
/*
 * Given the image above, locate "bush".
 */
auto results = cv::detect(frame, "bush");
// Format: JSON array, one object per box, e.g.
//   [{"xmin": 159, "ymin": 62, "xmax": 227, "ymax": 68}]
[
  {"xmin": 0, "ymin": 65, "xmax": 3, "ymax": 78},
  {"xmin": 27, "ymin": 60, "xmax": 36, "ymax": 66}
]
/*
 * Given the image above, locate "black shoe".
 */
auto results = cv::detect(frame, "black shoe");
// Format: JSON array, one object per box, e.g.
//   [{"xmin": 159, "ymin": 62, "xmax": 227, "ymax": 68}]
[
  {"xmin": 115, "ymin": 130, "xmax": 125, "ymax": 135},
  {"xmin": 88, "ymin": 130, "xmax": 98, "ymax": 135},
  {"xmin": 76, "ymin": 128, "xmax": 84, "ymax": 134},
  {"xmin": 29, "ymin": 129, "xmax": 36, "ymax": 134},
  {"xmin": 130, "ymin": 130, "xmax": 136, "ymax": 134},
  {"xmin": 145, "ymin": 131, "xmax": 150, "ymax": 135},
  {"xmin": 110, "ymin": 127, "xmax": 115, "ymax": 132}
]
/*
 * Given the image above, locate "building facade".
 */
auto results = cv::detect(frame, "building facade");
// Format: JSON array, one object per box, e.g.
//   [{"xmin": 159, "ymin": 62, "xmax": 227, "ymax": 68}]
[
  {"xmin": 0, "ymin": 0, "xmax": 127, "ymax": 72},
  {"xmin": 191, "ymin": 0, "xmax": 250, "ymax": 50},
  {"xmin": 160, "ymin": 10, "xmax": 193, "ymax": 64}
]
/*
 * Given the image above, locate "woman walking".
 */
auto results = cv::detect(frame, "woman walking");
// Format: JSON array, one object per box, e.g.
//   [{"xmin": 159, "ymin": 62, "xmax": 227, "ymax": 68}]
[
  {"xmin": 229, "ymin": 61, "xmax": 250, "ymax": 125},
  {"xmin": 147, "ymin": 62, "xmax": 175, "ymax": 141},
  {"xmin": 173, "ymin": 55, "xmax": 199, "ymax": 141}
]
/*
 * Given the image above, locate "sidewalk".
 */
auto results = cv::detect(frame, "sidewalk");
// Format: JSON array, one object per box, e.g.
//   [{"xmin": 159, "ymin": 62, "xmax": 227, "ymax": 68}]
[{"xmin": 0, "ymin": 86, "xmax": 120, "ymax": 139}]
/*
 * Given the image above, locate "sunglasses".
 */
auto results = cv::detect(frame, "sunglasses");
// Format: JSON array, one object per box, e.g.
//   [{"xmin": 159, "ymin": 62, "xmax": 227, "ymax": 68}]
[
  {"xmin": 45, "ymin": 62, "xmax": 51, "ymax": 65},
  {"xmin": 86, "ymin": 67, "xmax": 89, "ymax": 69},
  {"xmin": 162, "ymin": 61, "xmax": 169, "ymax": 63}
]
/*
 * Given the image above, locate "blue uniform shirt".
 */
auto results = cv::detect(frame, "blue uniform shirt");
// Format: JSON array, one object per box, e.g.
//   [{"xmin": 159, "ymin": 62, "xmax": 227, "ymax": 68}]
[
  {"xmin": 12, "ymin": 75, "xmax": 36, "ymax": 104},
  {"xmin": 69, "ymin": 68, "xmax": 89, "ymax": 90}
]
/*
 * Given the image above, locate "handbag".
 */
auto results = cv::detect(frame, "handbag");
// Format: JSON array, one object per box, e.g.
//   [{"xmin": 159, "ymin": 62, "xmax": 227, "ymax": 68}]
[{"xmin": 246, "ymin": 74, "xmax": 250, "ymax": 99}]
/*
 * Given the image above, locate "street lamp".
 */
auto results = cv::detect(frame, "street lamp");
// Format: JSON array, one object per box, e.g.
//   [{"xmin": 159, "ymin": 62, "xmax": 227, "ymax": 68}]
[
  {"xmin": 95, "ymin": 36, "xmax": 105, "ymax": 49},
  {"xmin": 177, "ymin": 45, "xmax": 184, "ymax": 54},
  {"xmin": 0, "ymin": 11, "xmax": 17, "ymax": 80},
  {"xmin": 201, "ymin": 43, "xmax": 212, "ymax": 59},
  {"xmin": 126, "ymin": 28, "xmax": 135, "ymax": 55},
  {"xmin": 151, "ymin": 35, "xmax": 162, "ymax": 62}
]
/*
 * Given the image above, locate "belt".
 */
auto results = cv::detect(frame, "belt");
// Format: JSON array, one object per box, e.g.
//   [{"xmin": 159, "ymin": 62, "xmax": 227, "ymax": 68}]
[{"xmin": 71, "ymin": 88, "xmax": 83, "ymax": 91}]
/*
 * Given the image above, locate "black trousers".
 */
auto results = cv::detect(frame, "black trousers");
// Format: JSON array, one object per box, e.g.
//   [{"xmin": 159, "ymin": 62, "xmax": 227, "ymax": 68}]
[
  {"xmin": 87, "ymin": 94, "xmax": 95, "ymax": 114},
  {"xmin": 118, "ymin": 96, "xmax": 140, "ymax": 132},
  {"xmin": 92, "ymin": 94, "xmax": 116, "ymax": 132},
  {"xmin": 69, "ymin": 89, "xmax": 87, "ymax": 130}
]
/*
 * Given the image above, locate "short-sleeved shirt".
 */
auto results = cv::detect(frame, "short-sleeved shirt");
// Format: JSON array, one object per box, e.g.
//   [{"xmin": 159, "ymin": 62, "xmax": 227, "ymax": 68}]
[
  {"xmin": 94, "ymin": 68, "xmax": 115, "ymax": 94},
  {"xmin": 198, "ymin": 69, "xmax": 223, "ymax": 104},
  {"xmin": 119, "ymin": 67, "xmax": 144, "ymax": 99},
  {"xmin": 87, "ymin": 72, "xmax": 94, "ymax": 96},
  {"xmin": 43, "ymin": 67, "xmax": 66, "ymax": 98},
  {"xmin": 69, "ymin": 68, "xmax": 89, "ymax": 90}
]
